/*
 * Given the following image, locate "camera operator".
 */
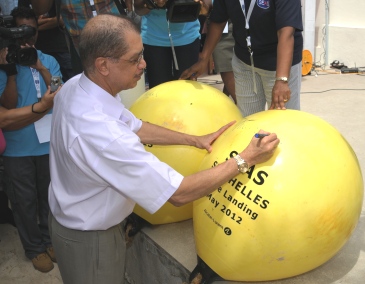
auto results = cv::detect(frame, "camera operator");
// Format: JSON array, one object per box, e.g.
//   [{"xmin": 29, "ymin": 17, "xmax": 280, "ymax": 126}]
[
  {"xmin": 134, "ymin": 0, "xmax": 211, "ymax": 88},
  {"xmin": 0, "ymin": 48, "xmax": 58, "ymax": 129},
  {"xmin": 0, "ymin": 6, "xmax": 62, "ymax": 273}
]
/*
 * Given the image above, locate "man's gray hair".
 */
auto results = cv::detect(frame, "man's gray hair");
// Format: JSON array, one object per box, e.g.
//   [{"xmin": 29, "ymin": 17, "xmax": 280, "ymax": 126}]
[{"xmin": 79, "ymin": 14, "xmax": 140, "ymax": 74}]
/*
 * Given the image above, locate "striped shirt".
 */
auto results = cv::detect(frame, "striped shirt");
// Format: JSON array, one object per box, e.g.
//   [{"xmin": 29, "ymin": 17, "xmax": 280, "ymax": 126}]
[{"xmin": 60, "ymin": 0, "xmax": 120, "ymax": 50}]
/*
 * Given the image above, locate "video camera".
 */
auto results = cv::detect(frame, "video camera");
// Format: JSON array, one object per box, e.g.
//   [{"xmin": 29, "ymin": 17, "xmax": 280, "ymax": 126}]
[
  {"xmin": 166, "ymin": 0, "xmax": 201, "ymax": 23},
  {"xmin": 0, "ymin": 15, "xmax": 38, "ymax": 66}
]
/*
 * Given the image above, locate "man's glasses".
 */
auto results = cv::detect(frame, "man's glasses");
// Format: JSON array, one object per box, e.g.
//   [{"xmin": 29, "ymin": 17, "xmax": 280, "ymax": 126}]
[{"xmin": 121, "ymin": 48, "xmax": 144, "ymax": 66}]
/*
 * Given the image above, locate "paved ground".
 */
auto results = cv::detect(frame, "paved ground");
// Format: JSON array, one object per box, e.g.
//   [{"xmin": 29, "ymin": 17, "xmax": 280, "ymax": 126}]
[{"xmin": 0, "ymin": 69, "xmax": 364, "ymax": 283}]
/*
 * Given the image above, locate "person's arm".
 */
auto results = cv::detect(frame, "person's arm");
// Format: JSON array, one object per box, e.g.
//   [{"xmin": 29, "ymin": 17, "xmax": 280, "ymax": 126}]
[
  {"xmin": 0, "ymin": 48, "xmax": 18, "ymax": 109},
  {"xmin": 0, "ymin": 85, "xmax": 60, "ymax": 130},
  {"xmin": 134, "ymin": 0, "xmax": 167, "ymax": 16},
  {"xmin": 137, "ymin": 120, "xmax": 235, "ymax": 153},
  {"xmin": 37, "ymin": 15, "xmax": 65, "ymax": 31},
  {"xmin": 0, "ymin": 75, "xmax": 18, "ymax": 109},
  {"xmin": 269, "ymin": 26, "xmax": 295, "ymax": 110},
  {"xmin": 137, "ymin": 119, "xmax": 280, "ymax": 206},
  {"xmin": 179, "ymin": 20, "xmax": 226, "ymax": 80},
  {"xmin": 30, "ymin": 0, "xmax": 54, "ymax": 15},
  {"xmin": 30, "ymin": 56, "xmax": 52, "ymax": 87},
  {"xmin": 170, "ymin": 132, "xmax": 279, "ymax": 206},
  {"xmin": 199, "ymin": 0, "xmax": 212, "ymax": 16},
  {"xmin": 135, "ymin": 0, "xmax": 210, "ymax": 16}
]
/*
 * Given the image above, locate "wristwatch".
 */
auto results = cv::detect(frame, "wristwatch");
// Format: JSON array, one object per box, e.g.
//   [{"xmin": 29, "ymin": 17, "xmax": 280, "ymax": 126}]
[
  {"xmin": 275, "ymin": 77, "xmax": 288, "ymax": 82},
  {"xmin": 233, "ymin": 155, "xmax": 249, "ymax": 174}
]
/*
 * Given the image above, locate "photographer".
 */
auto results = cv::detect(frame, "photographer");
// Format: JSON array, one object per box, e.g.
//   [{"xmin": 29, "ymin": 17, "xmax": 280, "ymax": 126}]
[
  {"xmin": 134, "ymin": 0, "xmax": 211, "ymax": 88},
  {"xmin": 0, "ymin": 6, "xmax": 62, "ymax": 273},
  {"xmin": 0, "ymin": 46, "xmax": 59, "ymax": 229}
]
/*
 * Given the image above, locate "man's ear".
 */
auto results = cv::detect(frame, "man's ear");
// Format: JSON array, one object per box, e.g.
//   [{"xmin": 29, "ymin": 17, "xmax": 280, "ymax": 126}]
[{"xmin": 94, "ymin": 57, "xmax": 110, "ymax": 76}]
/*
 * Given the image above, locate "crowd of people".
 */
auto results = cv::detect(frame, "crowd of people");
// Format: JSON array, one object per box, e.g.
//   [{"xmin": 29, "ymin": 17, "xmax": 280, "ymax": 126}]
[{"xmin": 0, "ymin": 0, "xmax": 302, "ymax": 282}]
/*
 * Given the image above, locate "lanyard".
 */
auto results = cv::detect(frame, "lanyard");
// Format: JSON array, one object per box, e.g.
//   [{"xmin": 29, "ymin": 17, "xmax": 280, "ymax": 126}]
[
  {"xmin": 167, "ymin": 20, "xmax": 179, "ymax": 70},
  {"xmin": 89, "ymin": 0, "xmax": 98, "ymax": 17},
  {"xmin": 239, "ymin": 0, "xmax": 257, "ymax": 94},
  {"xmin": 30, "ymin": 67, "xmax": 42, "ymax": 101}
]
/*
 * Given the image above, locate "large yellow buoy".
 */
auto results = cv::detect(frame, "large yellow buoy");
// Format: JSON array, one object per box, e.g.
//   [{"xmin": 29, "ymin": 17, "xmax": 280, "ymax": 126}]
[
  {"xmin": 193, "ymin": 110, "xmax": 363, "ymax": 281},
  {"xmin": 129, "ymin": 80, "xmax": 242, "ymax": 224}
]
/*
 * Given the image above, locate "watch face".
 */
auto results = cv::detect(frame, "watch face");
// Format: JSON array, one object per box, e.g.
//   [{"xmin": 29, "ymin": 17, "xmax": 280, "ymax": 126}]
[
  {"xmin": 241, "ymin": 162, "xmax": 249, "ymax": 173},
  {"xmin": 234, "ymin": 155, "xmax": 248, "ymax": 174},
  {"xmin": 237, "ymin": 162, "xmax": 248, "ymax": 173}
]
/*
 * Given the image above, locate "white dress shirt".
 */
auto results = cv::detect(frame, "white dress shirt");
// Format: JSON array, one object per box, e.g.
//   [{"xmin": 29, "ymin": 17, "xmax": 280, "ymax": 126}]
[{"xmin": 49, "ymin": 74, "xmax": 184, "ymax": 230}]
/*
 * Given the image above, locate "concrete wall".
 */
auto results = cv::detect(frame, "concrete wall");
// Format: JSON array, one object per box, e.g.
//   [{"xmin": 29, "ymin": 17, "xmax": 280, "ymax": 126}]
[{"xmin": 309, "ymin": 0, "xmax": 365, "ymax": 68}]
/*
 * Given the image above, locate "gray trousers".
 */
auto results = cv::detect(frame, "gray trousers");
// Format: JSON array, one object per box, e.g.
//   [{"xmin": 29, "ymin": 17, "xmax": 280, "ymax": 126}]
[
  {"xmin": 232, "ymin": 53, "xmax": 302, "ymax": 117},
  {"xmin": 49, "ymin": 213, "xmax": 126, "ymax": 284}
]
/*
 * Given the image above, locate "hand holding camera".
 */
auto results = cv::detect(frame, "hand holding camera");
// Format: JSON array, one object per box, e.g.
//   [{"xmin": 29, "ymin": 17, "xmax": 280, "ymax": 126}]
[
  {"xmin": 0, "ymin": 15, "xmax": 38, "ymax": 66},
  {"xmin": 50, "ymin": 76, "xmax": 62, "ymax": 93}
]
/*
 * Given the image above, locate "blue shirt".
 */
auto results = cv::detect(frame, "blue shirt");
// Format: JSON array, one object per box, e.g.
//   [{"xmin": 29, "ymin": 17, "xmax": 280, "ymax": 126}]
[
  {"xmin": 0, "ymin": 50, "xmax": 61, "ymax": 157},
  {"xmin": 141, "ymin": 9, "xmax": 200, "ymax": 46}
]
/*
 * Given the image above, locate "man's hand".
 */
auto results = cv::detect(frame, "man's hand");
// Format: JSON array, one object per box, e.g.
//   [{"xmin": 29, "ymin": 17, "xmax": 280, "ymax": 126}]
[
  {"xmin": 35, "ymin": 84, "xmax": 62, "ymax": 113},
  {"xmin": 154, "ymin": 0, "xmax": 168, "ymax": 8},
  {"xmin": 269, "ymin": 81, "xmax": 291, "ymax": 110},
  {"xmin": 179, "ymin": 57, "xmax": 208, "ymax": 81},
  {"xmin": 0, "ymin": 48, "xmax": 8, "ymax": 65},
  {"xmin": 197, "ymin": 0, "xmax": 212, "ymax": 16},
  {"xmin": 194, "ymin": 121, "xmax": 235, "ymax": 153},
  {"xmin": 240, "ymin": 130, "xmax": 280, "ymax": 167}
]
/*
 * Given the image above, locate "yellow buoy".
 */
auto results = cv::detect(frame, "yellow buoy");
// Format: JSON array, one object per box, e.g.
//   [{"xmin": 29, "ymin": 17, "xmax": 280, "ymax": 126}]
[
  {"xmin": 129, "ymin": 80, "xmax": 242, "ymax": 224},
  {"xmin": 193, "ymin": 110, "xmax": 363, "ymax": 281}
]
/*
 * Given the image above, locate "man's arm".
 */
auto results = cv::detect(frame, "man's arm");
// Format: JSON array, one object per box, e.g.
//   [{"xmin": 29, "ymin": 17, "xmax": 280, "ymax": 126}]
[
  {"xmin": 0, "ymin": 75, "xmax": 18, "ymax": 109},
  {"xmin": 179, "ymin": 20, "xmax": 226, "ymax": 80},
  {"xmin": 31, "ymin": 57, "xmax": 52, "ymax": 87},
  {"xmin": 0, "ymin": 86, "xmax": 59, "ymax": 130},
  {"xmin": 170, "ymin": 132, "xmax": 280, "ymax": 206},
  {"xmin": 37, "ymin": 15, "xmax": 65, "ymax": 31},
  {"xmin": 137, "ymin": 120, "xmax": 280, "ymax": 206},
  {"xmin": 0, "ymin": 48, "xmax": 18, "ymax": 109},
  {"xmin": 134, "ymin": 0, "xmax": 167, "ymax": 16},
  {"xmin": 30, "ymin": 0, "xmax": 54, "ymax": 15},
  {"xmin": 137, "ymin": 120, "xmax": 234, "ymax": 153},
  {"xmin": 269, "ymin": 26, "xmax": 295, "ymax": 110}
]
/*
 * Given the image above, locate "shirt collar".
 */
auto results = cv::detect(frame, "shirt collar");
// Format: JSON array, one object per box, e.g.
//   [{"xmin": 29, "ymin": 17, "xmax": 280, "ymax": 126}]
[{"xmin": 78, "ymin": 73, "xmax": 124, "ymax": 119}]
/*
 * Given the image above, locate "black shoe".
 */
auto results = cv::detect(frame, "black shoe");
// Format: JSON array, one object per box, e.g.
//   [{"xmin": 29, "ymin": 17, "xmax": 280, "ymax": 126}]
[{"xmin": 189, "ymin": 256, "xmax": 224, "ymax": 284}]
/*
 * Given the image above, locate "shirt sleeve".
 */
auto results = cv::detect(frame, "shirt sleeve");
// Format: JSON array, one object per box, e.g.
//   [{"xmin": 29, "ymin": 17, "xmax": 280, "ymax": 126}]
[
  {"xmin": 210, "ymin": 0, "xmax": 229, "ymax": 23},
  {"xmin": 275, "ymin": 0, "xmax": 303, "ymax": 31},
  {"xmin": 71, "ymin": 122, "xmax": 183, "ymax": 214}
]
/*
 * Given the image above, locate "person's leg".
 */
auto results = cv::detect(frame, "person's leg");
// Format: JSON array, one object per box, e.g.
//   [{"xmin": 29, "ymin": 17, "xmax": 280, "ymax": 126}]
[
  {"xmin": 50, "ymin": 213, "xmax": 126, "ymax": 284},
  {"xmin": 143, "ymin": 44, "xmax": 174, "ymax": 89},
  {"xmin": 35, "ymin": 155, "xmax": 52, "ymax": 248},
  {"xmin": 285, "ymin": 62, "xmax": 301, "ymax": 110},
  {"xmin": 233, "ymin": 54, "xmax": 266, "ymax": 117},
  {"xmin": 2, "ymin": 156, "xmax": 48, "ymax": 259},
  {"xmin": 254, "ymin": 67, "xmax": 275, "ymax": 110},
  {"xmin": 173, "ymin": 38, "xmax": 200, "ymax": 79},
  {"xmin": 0, "ymin": 157, "xmax": 15, "ymax": 226}
]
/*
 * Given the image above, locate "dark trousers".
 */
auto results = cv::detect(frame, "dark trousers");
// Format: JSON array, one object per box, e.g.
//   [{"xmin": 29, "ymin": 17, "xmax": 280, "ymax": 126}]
[
  {"xmin": 144, "ymin": 37, "xmax": 200, "ymax": 89},
  {"xmin": 2, "ymin": 155, "xmax": 51, "ymax": 259}
]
